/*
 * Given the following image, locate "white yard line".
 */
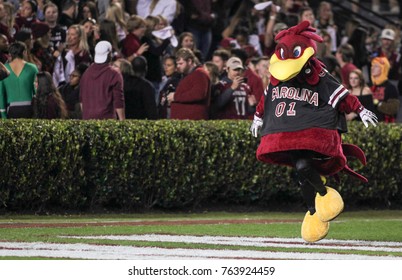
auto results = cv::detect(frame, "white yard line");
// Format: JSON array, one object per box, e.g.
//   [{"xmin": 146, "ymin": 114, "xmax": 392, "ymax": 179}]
[
  {"xmin": 1, "ymin": 234, "xmax": 402, "ymax": 260},
  {"xmin": 0, "ymin": 241, "xmax": 401, "ymax": 260},
  {"xmin": 61, "ymin": 234, "xmax": 402, "ymax": 253}
]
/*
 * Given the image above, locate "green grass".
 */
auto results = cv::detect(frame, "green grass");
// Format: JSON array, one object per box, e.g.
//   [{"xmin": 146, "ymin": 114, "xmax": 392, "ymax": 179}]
[
  {"xmin": 1, "ymin": 210, "xmax": 401, "ymax": 241},
  {"xmin": 1, "ymin": 211, "xmax": 401, "ymax": 259}
]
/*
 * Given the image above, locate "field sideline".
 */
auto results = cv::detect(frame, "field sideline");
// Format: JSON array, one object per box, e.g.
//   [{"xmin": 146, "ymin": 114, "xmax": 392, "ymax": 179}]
[{"xmin": 0, "ymin": 210, "xmax": 401, "ymax": 260}]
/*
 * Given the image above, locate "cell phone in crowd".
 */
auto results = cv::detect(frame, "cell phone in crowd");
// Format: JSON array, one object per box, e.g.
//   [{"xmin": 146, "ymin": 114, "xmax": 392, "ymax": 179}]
[{"xmin": 243, "ymin": 77, "xmax": 248, "ymax": 84}]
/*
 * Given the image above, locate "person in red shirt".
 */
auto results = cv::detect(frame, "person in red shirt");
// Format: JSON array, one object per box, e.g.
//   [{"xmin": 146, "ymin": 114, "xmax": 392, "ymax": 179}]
[
  {"xmin": 79, "ymin": 41, "xmax": 125, "ymax": 120},
  {"xmin": 121, "ymin": 15, "xmax": 149, "ymax": 62},
  {"xmin": 211, "ymin": 57, "xmax": 255, "ymax": 119},
  {"xmin": 167, "ymin": 48, "xmax": 210, "ymax": 120}
]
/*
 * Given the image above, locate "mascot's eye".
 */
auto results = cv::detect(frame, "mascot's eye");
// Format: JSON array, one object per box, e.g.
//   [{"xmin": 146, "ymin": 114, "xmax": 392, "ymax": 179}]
[
  {"xmin": 293, "ymin": 46, "xmax": 302, "ymax": 58},
  {"xmin": 280, "ymin": 48, "xmax": 285, "ymax": 59}
]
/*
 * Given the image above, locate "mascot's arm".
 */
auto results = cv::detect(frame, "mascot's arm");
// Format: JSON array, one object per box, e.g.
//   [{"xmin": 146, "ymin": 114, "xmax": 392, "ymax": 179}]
[
  {"xmin": 254, "ymin": 93, "xmax": 265, "ymax": 118},
  {"xmin": 339, "ymin": 94, "xmax": 378, "ymax": 127},
  {"xmin": 250, "ymin": 94, "xmax": 265, "ymax": 137},
  {"xmin": 338, "ymin": 94, "xmax": 364, "ymax": 114}
]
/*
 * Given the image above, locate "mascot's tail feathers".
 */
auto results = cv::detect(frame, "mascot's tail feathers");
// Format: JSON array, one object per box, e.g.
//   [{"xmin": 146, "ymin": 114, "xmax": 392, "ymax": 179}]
[
  {"xmin": 342, "ymin": 164, "xmax": 368, "ymax": 183},
  {"xmin": 337, "ymin": 144, "xmax": 368, "ymax": 182},
  {"xmin": 342, "ymin": 143, "xmax": 366, "ymax": 165}
]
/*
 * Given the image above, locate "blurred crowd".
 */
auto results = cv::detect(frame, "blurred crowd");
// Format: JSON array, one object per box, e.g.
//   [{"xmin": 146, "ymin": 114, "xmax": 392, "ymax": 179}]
[{"xmin": 0, "ymin": 0, "xmax": 400, "ymax": 122}]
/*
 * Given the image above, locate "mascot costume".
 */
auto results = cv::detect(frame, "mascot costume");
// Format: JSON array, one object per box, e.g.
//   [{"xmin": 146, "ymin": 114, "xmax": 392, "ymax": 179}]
[{"xmin": 250, "ymin": 21, "xmax": 378, "ymax": 242}]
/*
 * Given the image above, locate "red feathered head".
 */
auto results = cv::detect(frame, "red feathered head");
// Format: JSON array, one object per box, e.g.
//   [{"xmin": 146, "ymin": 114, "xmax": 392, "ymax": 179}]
[{"xmin": 269, "ymin": 21, "xmax": 324, "ymax": 85}]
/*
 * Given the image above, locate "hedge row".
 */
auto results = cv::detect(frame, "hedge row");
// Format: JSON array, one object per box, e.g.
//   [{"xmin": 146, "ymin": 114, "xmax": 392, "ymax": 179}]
[{"xmin": 0, "ymin": 119, "xmax": 401, "ymax": 212}]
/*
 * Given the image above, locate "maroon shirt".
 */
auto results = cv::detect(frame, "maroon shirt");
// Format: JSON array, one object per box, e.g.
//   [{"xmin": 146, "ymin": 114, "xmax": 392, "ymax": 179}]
[
  {"xmin": 170, "ymin": 66, "xmax": 211, "ymax": 120},
  {"xmin": 214, "ymin": 79, "xmax": 252, "ymax": 119},
  {"xmin": 121, "ymin": 33, "xmax": 141, "ymax": 58},
  {"xmin": 79, "ymin": 63, "xmax": 124, "ymax": 120}
]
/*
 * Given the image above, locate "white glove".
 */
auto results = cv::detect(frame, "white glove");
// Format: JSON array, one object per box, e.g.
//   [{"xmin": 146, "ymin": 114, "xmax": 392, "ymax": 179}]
[
  {"xmin": 250, "ymin": 115, "xmax": 263, "ymax": 137},
  {"xmin": 359, "ymin": 108, "xmax": 378, "ymax": 128}
]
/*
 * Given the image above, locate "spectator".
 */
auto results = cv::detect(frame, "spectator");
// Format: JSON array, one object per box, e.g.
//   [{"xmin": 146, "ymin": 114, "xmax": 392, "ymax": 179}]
[
  {"xmin": 203, "ymin": 61, "xmax": 220, "ymax": 118},
  {"xmin": 136, "ymin": 0, "xmax": 178, "ymax": 25},
  {"xmin": 35, "ymin": 0, "xmax": 46, "ymax": 21},
  {"xmin": 159, "ymin": 54, "xmax": 181, "ymax": 119},
  {"xmin": 111, "ymin": 0, "xmax": 130, "ymax": 21},
  {"xmin": 80, "ymin": 17, "xmax": 98, "ymax": 58},
  {"xmin": 31, "ymin": 22, "xmax": 54, "ymax": 73},
  {"xmin": 345, "ymin": 69, "xmax": 375, "ymax": 122},
  {"xmin": 232, "ymin": 26, "xmax": 261, "ymax": 58},
  {"xmin": 373, "ymin": 28, "xmax": 401, "ymax": 88},
  {"xmin": 263, "ymin": 21, "xmax": 288, "ymax": 58},
  {"xmin": 112, "ymin": 57, "xmax": 157, "ymax": 120},
  {"xmin": 79, "ymin": 40, "xmax": 125, "ymax": 120},
  {"xmin": 0, "ymin": 41, "xmax": 38, "ymax": 119},
  {"xmin": 14, "ymin": 29, "xmax": 40, "ymax": 67},
  {"xmin": 315, "ymin": 1, "xmax": 338, "ymax": 54},
  {"xmin": 175, "ymin": 32, "xmax": 203, "ymax": 63},
  {"xmin": 43, "ymin": 2, "xmax": 66, "ymax": 50},
  {"xmin": 167, "ymin": 48, "xmax": 211, "ymax": 120},
  {"xmin": 340, "ymin": 18, "xmax": 360, "ymax": 46},
  {"xmin": 316, "ymin": 29, "xmax": 339, "ymax": 78},
  {"xmin": 182, "ymin": 0, "xmax": 214, "ymax": 60},
  {"xmin": 254, "ymin": 56, "xmax": 271, "ymax": 90},
  {"xmin": 121, "ymin": 15, "xmax": 149, "ymax": 62},
  {"xmin": 203, "ymin": 61, "xmax": 219, "ymax": 86},
  {"xmin": 0, "ymin": 2, "xmax": 12, "ymax": 42},
  {"xmin": 141, "ymin": 15, "xmax": 173, "ymax": 96},
  {"xmin": 298, "ymin": 6, "xmax": 316, "ymax": 26},
  {"xmin": 0, "ymin": 34, "xmax": 10, "ymax": 63},
  {"xmin": 59, "ymin": 0, "xmax": 77, "ymax": 29},
  {"xmin": 210, "ymin": 57, "xmax": 255, "ymax": 119},
  {"xmin": 59, "ymin": 63, "xmax": 88, "ymax": 119},
  {"xmin": 105, "ymin": 2, "xmax": 127, "ymax": 42},
  {"xmin": 231, "ymin": 48, "xmax": 264, "ymax": 106},
  {"xmin": 335, "ymin": 43, "xmax": 357, "ymax": 89},
  {"xmin": 14, "ymin": 0, "xmax": 39, "ymax": 34},
  {"xmin": 211, "ymin": 49, "xmax": 230, "ymax": 79},
  {"xmin": 32, "ymin": 71, "xmax": 68, "ymax": 119},
  {"xmin": 98, "ymin": 19, "xmax": 121, "ymax": 60},
  {"xmin": 276, "ymin": 0, "xmax": 302, "ymax": 27},
  {"xmin": 77, "ymin": 1, "xmax": 99, "ymax": 24},
  {"xmin": 347, "ymin": 26, "xmax": 370, "ymax": 71},
  {"xmin": 370, "ymin": 57, "xmax": 400, "ymax": 123},
  {"xmin": 53, "ymin": 24, "xmax": 92, "ymax": 86}
]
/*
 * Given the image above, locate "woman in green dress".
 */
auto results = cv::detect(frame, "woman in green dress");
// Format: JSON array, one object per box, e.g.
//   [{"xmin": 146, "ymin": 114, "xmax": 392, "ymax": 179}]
[{"xmin": 0, "ymin": 41, "xmax": 38, "ymax": 119}]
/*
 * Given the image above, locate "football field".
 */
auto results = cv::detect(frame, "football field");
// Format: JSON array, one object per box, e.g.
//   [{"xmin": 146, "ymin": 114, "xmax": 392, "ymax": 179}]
[{"xmin": 1, "ymin": 210, "xmax": 402, "ymax": 260}]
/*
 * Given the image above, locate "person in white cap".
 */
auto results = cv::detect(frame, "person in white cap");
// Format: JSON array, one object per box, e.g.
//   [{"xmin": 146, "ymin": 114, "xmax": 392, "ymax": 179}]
[
  {"xmin": 373, "ymin": 28, "xmax": 401, "ymax": 88},
  {"xmin": 210, "ymin": 57, "xmax": 256, "ymax": 119},
  {"xmin": 79, "ymin": 40, "xmax": 125, "ymax": 120}
]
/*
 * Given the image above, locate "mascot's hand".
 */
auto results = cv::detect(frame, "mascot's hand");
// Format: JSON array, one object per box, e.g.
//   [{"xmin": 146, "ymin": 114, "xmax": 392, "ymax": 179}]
[
  {"xmin": 250, "ymin": 115, "xmax": 263, "ymax": 137},
  {"xmin": 359, "ymin": 108, "xmax": 378, "ymax": 128}
]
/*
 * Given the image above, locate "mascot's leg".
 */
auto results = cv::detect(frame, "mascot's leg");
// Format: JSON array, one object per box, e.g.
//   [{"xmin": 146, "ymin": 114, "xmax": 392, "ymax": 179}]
[
  {"xmin": 294, "ymin": 157, "xmax": 343, "ymax": 242},
  {"xmin": 295, "ymin": 157, "xmax": 344, "ymax": 221},
  {"xmin": 297, "ymin": 169, "xmax": 329, "ymax": 242}
]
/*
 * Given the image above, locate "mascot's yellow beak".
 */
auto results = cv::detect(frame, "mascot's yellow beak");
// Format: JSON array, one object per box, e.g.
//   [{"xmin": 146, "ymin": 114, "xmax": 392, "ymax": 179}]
[{"xmin": 269, "ymin": 47, "xmax": 315, "ymax": 82}]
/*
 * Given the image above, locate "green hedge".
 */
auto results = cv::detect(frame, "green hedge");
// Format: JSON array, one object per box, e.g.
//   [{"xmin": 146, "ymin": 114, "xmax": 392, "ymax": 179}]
[{"xmin": 0, "ymin": 119, "xmax": 401, "ymax": 212}]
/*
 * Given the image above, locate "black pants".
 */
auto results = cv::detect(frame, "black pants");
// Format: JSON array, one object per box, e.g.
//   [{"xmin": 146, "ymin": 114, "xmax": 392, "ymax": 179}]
[
  {"xmin": 7, "ymin": 105, "xmax": 33, "ymax": 119},
  {"xmin": 290, "ymin": 150, "xmax": 327, "ymax": 214}
]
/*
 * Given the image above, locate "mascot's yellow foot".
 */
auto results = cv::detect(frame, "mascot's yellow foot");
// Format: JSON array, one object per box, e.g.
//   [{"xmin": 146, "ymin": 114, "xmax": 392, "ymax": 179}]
[
  {"xmin": 301, "ymin": 212, "xmax": 329, "ymax": 243},
  {"xmin": 315, "ymin": 187, "xmax": 344, "ymax": 222}
]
